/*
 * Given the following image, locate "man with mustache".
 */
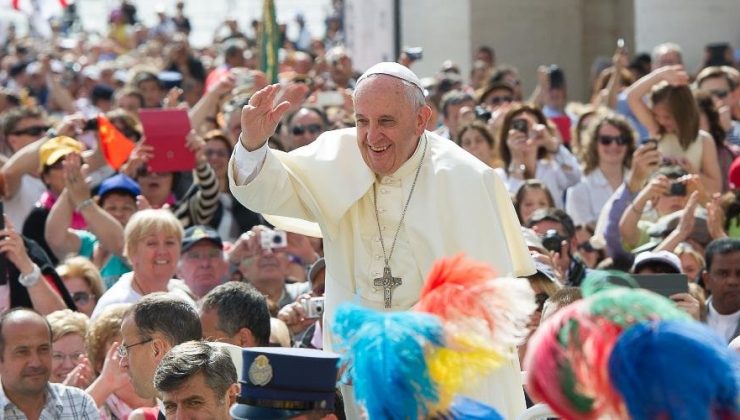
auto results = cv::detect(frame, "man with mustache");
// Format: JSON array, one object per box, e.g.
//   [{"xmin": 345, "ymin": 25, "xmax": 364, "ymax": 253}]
[{"xmin": 0, "ymin": 308, "xmax": 97, "ymax": 418}]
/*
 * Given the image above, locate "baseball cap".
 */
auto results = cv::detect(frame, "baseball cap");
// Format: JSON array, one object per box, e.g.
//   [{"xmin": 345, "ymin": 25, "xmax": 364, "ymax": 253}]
[
  {"xmin": 98, "ymin": 173, "xmax": 140, "ymax": 200},
  {"xmin": 181, "ymin": 225, "xmax": 223, "ymax": 252},
  {"xmin": 632, "ymin": 250, "xmax": 682, "ymax": 274},
  {"xmin": 38, "ymin": 136, "xmax": 84, "ymax": 172}
]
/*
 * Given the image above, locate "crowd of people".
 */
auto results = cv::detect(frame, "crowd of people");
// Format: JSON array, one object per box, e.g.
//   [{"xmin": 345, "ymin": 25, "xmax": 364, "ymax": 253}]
[{"xmin": 0, "ymin": 0, "xmax": 738, "ymax": 418}]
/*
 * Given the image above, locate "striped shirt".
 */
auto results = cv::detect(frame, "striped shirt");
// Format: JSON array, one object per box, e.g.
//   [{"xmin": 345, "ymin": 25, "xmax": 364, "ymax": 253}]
[{"xmin": 0, "ymin": 382, "xmax": 99, "ymax": 419}]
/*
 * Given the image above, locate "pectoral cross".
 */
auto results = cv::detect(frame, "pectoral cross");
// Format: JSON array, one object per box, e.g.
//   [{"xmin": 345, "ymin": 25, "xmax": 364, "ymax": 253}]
[{"xmin": 374, "ymin": 266, "xmax": 402, "ymax": 309}]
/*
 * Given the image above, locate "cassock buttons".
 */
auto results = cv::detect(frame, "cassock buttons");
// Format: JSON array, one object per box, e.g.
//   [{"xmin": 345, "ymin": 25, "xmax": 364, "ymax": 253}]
[{"xmin": 380, "ymin": 188, "xmax": 389, "ymax": 194}]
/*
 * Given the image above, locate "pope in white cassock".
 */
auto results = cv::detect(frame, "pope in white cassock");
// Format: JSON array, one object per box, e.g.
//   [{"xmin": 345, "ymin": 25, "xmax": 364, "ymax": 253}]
[{"xmin": 228, "ymin": 62, "xmax": 536, "ymax": 418}]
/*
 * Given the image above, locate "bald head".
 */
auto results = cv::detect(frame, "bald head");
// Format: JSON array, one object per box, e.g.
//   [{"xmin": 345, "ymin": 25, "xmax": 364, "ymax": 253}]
[{"xmin": 0, "ymin": 308, "xmax": 51, "ymax": 358}]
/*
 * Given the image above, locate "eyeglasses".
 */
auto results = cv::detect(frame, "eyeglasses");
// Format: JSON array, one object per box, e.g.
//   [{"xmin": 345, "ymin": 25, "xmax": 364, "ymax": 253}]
[
  {"xmin": 183, "ymin": 248, "xmax": 223, "ymax": 260},
  {"xmin": 291, "ymin": 124, "xmax": 323, "ymax": 136},
  {"xmin": 72, "ymin": 291, "xmax": 94, "ymax": 306},
  {"xmin": 205, "ymin": 149, "xmax": 230, "ymax": 158},
  {"xmin": 117, "ymin": 338, "xmax": 153, "ymax": 358},
  {"xmin": 11, "ymin": 125, "xmax": 50, "ymax": 137},
  {"xmin": 486, "ymin": 95, "xmax": 514, "ymax": 106},
  {"xmin": 52, "ymin": 351, "xmax": 85, "ymax": 363},
  {"xmin": 597, "ymin": 135, "xmax": 628, "ymax": 146},
  {"xmin": 708, "ymin": 89, "xmax": 729, "ymax": 99}
]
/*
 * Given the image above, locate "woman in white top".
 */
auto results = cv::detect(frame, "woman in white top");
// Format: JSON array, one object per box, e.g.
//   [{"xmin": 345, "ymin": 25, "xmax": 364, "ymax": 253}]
[
  {"xmin": 494, "ymin": 104, "xmax": 581, "ymax": 208},
  {"xmin": 626, "ymin": 65, "xmax": 721, "ymax": 194},
  {"xmin": 566, "ymin": 112, "xmax": 637, "ymax": 226},
  {"xmin": 91, "ymin": 209, "xmax": 189, "ymax": 318}
]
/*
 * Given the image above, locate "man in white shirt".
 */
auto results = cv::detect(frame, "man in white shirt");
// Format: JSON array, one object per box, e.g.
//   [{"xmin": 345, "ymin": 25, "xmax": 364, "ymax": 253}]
[
  {"xmin": 228, "ymin": 62, "xmax": 534, "ymax": 418},
  {"xmin": 703, "ymin": 238, "xmax": 740, "ymax": 343}
]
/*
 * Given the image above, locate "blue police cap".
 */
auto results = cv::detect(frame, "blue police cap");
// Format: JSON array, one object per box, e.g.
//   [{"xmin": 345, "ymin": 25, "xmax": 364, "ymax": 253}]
[{"xmin": 230, "ymin": 347, "xmax": 339, "ymax": 420}]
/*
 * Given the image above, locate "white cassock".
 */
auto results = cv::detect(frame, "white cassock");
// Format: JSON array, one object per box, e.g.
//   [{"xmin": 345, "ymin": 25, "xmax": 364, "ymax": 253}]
[{"xmin": 229, "ymin": 128, "xmax": 535, "ymax": 418}]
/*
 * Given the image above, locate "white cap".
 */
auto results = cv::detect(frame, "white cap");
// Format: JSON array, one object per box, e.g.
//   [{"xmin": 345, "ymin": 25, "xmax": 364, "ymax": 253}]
[
  {"xmin": 632, "ymin": 250, "xmax": 682, "ymax": 273},
  {"xmin": 357, "ymin": 62, "xmax": 424, "ymax": 94}
]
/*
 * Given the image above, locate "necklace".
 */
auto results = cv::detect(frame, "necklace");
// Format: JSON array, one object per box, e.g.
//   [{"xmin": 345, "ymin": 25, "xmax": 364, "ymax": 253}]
[
  {"xmin": 372, "ymin": 137, "xmax": 427, "ymax": 308},
  {"xmin": 132, "ymin": 274, "xmax": 147, "ymax": 295}
]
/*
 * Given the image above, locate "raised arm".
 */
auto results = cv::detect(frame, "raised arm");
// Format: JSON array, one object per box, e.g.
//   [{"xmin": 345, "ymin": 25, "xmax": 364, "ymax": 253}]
[
  {"xmin": 189, "ymin": 71, "xmax": 235, "ymax": 132},
  {"xmin": 625, "ymin": 65, "xmax": 688, "ymax": 137},
  {"xmin": 64, "ymin": 153, "xmax": 124, "ymax": 256},
  {"xmin": 1, "ymin": 115, "xmax": 84, "ymax": 199},
  {"xmin": 44, "ymin": 189, "xmax": 81, "ymax": 259},
  {"xmin": 238, "ymin": 83, "xmax": 309, "ymax": 151}
]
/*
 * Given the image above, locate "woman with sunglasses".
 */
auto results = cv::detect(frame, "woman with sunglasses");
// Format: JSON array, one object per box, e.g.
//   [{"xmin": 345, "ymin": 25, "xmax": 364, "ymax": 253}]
[
  {"xmin": 566, "ymin": 112, "xmax": 637, "ymax": 227},
  {"xmin": 56, "ymin": 256, "xmax": 105, "ymax": 317}
]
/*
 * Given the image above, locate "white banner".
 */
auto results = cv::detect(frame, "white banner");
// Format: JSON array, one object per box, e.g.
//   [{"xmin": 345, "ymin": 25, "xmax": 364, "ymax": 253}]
[{"xmin": 344, "ymin": 0, "xmax": 395, "ymax": 73}]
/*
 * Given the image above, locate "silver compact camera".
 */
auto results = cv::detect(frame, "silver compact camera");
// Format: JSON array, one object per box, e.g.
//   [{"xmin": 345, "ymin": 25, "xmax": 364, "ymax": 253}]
[
  {"xmin": 301, "ymin": 297, "xmax": 325, "ymax": 319},
  {"xmin": 260, "ymin": 229, "xmax": 287, "ymax": 250}
]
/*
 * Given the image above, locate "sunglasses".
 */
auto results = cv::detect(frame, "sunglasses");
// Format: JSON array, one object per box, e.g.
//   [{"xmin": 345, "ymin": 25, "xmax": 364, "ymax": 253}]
[
  {"xmin": 72, "ymin": 291, "xmax": 94, "ymax": 305},
  {"xmin": 291, "ymin": 124, "xmax": 323, "ymax": 136},
  {"xmin": 597, "ymin": 135, "xmax": 628, "ymax": 146},
  {"xmin": 487, "ymin": 95, "xmax": 514, "ymax": 106},
  {"xmin": 708, "ymin": 89, "xmax": 729, "ymax": 99},
  {"xmin": 11, "ymin": 125, "xmax": 50, "ymax": 136}
]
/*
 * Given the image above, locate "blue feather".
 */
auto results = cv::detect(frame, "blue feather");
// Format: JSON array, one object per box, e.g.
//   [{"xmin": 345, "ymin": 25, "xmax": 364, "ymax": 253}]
[
  {"xmin": 608, "ymin": 320, "xmax": 740, "ymax": 420},
  {"xmin": 333, "ymin": 303, "xmax": 445, "ymax": 420}
]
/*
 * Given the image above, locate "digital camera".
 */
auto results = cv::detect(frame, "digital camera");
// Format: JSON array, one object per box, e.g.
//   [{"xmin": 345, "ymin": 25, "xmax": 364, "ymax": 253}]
[
  {"xmin": 301, "ymin": 297, "xmax": 325, "ymax": 319},
  {"xmin": 260, "ymin": 229, "xmax": 287, "ymax": 250},
  {"xmin": 542, "ymin": 229, "xmax": 565, "ymax": 253}
]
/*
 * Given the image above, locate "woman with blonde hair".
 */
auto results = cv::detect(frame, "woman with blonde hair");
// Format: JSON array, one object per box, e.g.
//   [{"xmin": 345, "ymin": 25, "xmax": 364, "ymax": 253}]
[
  {"xmin": 56, "ymin": 256, "xmax": 105, "ymax": 317},
  {"xmin": 46, "ymin": 309, "xmax": 93, "ymax": 388},
  {"xmin": 91, "ymin": 209, "xmax": 189, "ymax": 318},
  {"xmin": 673, "ymin": 242, "xmax": 705, "ymax": 283},
  {"xmin": 85, "ymin": 304, "xmax": 157, "ymax": 418}
]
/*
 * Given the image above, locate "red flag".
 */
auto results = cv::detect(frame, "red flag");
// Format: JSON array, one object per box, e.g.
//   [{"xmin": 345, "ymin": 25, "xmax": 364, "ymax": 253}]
[{"xmin": 98, "ymin": 115, "xmax": 136, "ymax": 170}]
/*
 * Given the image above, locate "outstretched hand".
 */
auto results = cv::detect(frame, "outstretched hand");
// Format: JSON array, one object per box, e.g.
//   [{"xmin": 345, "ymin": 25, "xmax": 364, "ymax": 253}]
[{"xmin": 240, "ymin": 83, "xmax": 309, "ymax": 151}]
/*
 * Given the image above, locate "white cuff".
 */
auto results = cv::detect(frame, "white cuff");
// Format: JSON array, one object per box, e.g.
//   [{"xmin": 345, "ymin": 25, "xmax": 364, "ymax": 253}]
[{"xmin": 232, "ymin": 134, "xmax": 269, "ymax": 185}]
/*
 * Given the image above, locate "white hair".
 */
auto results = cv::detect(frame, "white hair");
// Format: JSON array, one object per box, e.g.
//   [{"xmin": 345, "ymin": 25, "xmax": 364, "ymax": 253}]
[{"xmin": 353, "ymin": 74, "xmax": 425, "ymax": 110}]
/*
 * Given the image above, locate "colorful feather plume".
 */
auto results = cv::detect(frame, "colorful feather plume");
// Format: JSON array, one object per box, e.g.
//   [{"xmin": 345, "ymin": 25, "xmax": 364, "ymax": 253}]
[
  {"xmin": 332, "ymin": 304, "xmax": 444, "ymax": 420},
  {"xmin": 609, "ymin": 320, "xmax": 740, "ymax": 420},
  {"xmin": 525, "ymin": 279, "xmax": 694, "ymax": 420},
  {"xmin": 416, "ymin": 254, "xmax": 537, "ymax": 352}
]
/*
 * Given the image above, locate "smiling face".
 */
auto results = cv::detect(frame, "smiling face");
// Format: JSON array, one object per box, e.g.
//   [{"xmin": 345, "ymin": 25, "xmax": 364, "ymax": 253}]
[
  {"xmin": 354, "ymin": 75, "xmax": 431, "ymax": 177},
  {"xmin": 596, "ymin": 123, "xmax": 628, "ymax": 166},
  {"xmin": 0, "ymin": 312, "xmax": 52, "ymax": 398},
  {"xmin": 129, "ymin": 231, "xmax": 181, "ymax": 284},
  {"xmin": 51, "ymin": 333, "xmax": 86, "ymax": 383},
  {"xmin": 519, "ymin": 188, "xmax": 551, "ymax": 224}
]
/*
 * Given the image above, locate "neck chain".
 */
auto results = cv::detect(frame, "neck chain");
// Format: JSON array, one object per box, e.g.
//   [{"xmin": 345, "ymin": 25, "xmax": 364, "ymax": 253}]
[
  {"xmin": 132, "ymin": 274, "xmax": 148, "ymax": 295},
  {"xmin": 372, "ymin": 137, "xmax": 427, "ymax": 269}
]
